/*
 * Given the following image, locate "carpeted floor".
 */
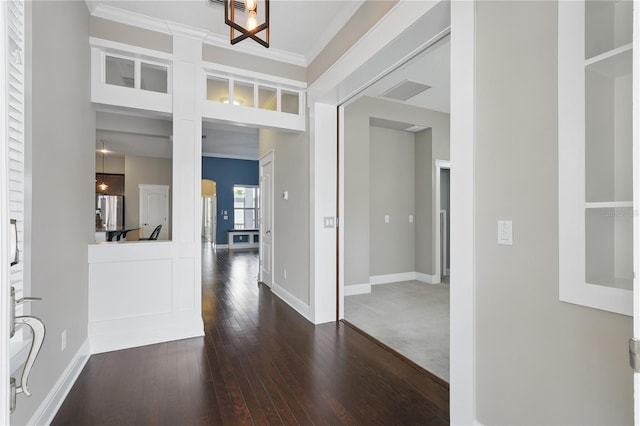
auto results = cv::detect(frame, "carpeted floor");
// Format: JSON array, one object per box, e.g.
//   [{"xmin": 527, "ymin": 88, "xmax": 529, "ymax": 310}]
[{"xmin": 344, "ymin": 280, "xmax": 450, "ymax": 381}]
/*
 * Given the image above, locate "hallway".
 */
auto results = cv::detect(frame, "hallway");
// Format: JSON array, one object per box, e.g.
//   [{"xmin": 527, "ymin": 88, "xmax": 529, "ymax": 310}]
[{"xmin": 51, "ymin": 245, "xmax": 448, "ymax": 424}]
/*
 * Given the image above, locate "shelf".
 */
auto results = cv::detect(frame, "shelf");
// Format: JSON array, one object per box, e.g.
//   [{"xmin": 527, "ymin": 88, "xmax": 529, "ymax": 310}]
[
  {"xmin": 585, "ymin": 45, "xmax": 632, "ymax": 79},
  {"xmin": 585, "ymin": 201, "xmax": 633, "ymax": 209}
]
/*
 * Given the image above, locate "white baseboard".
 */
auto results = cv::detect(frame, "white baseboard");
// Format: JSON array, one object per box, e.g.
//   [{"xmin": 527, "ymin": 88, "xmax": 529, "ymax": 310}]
[
  {"xmin": 370, "ymin": 272, "xmax": 416, "ymax": 285},
  {"xmin": 344, "ymin": 283, "xmax": 371, "ymax": 296},
  {"xmin": 215, "ymin": 244, "xmax": 229, "ymax": 249},
  {"xmin": 271, "ymin": 282, "xmax": 311, "ymax": 321},
  {"xmin": 368, "ymin": 272, "xmax": 441, "ymax": 285},
  {"xmin": 28, "ymin": 338, "xmax": 91, "ymax": 426},
  {"xmin": 89, "ymin": 318, "xmax": 204, "ymax": 354},
  {"xmin": 416, "ymin": 272, "xmax": 439, "ymax": 284}
]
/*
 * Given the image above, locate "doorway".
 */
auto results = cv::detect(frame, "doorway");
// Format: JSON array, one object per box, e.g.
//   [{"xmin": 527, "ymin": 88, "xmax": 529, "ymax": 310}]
[
  {"xmin": 201, "ymin": 179, "xmax": 217, "ymax": 244},
  {"xmin": 340, "ymin": 35, "xmax": 451, "ymax": 382},
  {"xmin": 259, "ymin": 151, "xmax": 274, "ymax": 287}
]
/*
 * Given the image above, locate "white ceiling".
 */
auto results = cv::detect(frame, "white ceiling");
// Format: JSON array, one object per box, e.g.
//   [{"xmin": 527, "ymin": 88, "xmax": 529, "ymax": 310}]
[{"xmin": 91, "ymin": 1, "xmax": 450, "ymax": 160}]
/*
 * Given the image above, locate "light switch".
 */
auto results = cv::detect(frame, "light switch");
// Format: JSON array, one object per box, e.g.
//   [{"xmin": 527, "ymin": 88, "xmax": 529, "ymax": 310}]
[
  {"xmin": 283, "ymin": 191, "xmax": 289, "ymax": 200},
  {"xmin": 409, "ymin": 215, "xmax": 414, "ymax": 223},
  {"xmin": 497, "ymin": 220, "xmax": 513, "ymax": 245},
  {"xmin": 223, "ymin": 215, "xmax": 228, "ymax": 220},
  {"xmin": 384, "ymin": 215, "xmax": 390, "ymax": 223}
]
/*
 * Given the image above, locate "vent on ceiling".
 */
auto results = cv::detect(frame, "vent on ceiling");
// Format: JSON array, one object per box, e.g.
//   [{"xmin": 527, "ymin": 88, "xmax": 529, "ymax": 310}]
[
  {"xmin": 382, "ymin": 80, "xmax": 431, "ymax": 102},
  {"xmin": 404, "ymin": 125, "xmax": 428, "ymax": 133},
  {"xmin": 210, "ymin": 0, "xmax": 245, "ymax": 10}
]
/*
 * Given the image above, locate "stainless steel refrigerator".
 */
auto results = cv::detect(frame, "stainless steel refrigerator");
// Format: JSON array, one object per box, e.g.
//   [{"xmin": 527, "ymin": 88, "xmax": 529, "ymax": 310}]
[{"xmin": 96, "ymin": 195, "xmax": 124, "ymax": 228}]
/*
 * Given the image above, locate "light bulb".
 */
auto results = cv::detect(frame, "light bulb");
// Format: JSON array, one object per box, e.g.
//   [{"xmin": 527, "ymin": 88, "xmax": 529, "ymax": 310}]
[
  {"xmin": 244, "ymin": 0, "xmax": 257, "ymax": 11},
  {"xmin": 246, "ymin": 10, "xmax": 258, "ymax": 31},
  {"xmin": 99, "ymin": 182, "xmax": 109, "ymax": 192}
]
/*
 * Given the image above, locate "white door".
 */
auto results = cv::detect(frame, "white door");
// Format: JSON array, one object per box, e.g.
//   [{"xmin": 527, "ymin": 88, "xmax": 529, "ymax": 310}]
[
  {"xmin": 139, "ymin": 184, "xmax": 169, "ymax": 240},
  {"xmin": 259, "ymin": 151, "xmax": 274, "ymax": 286},
  {"xmin": 633, "ymin": 1, "xmax": 639, "ymax": 422}
]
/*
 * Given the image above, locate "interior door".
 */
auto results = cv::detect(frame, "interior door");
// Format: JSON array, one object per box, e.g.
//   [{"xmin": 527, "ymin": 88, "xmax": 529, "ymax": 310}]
[
  {"xmin": 139, "ymin": 184, "xmax": 169, "ymax": 240},
  {"xmin": 259, "ymin": 151, "xmax": 274, "ymax": 286},
  {"xmin": 633, "ymin": 1, "xmax": 639, "ymax": 422}
]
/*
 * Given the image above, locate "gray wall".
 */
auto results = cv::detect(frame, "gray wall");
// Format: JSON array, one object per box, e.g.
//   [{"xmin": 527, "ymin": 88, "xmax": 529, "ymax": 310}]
[
  {"xmin": 415, "ymin": 128, "xmax": 433, "ymax": 276},
  {"xmin": 344, "ymin": 97, "xmax": 449, "ymax": 287},
  {"xmin": 475, "ymin": 2, "xmax": 632, "ymax": 423},
  {"xmin": 13, "ymin": 1, "xmax": 94, "ymax": 424},
  {"xmin": 259, "ymin": 129, "xmax": 310, "ymax": 305},
  {"xmin": 202, "ymin": 44, "xmax": 306, "ymax": 82},
  {"xmin": 91, "ymin": 16, "xmax": 173, "ymax": 53},
  {"xmin": 124, "ymin": 155, "xmax": 172, "ymax": 238},
  {"xmin": 369, "ymin": 126, "xmax": 415, "ymax": 276}
]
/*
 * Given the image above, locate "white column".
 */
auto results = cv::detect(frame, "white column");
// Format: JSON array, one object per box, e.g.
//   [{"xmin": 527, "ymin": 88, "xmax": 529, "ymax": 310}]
[
  {"xmin": 171, "ymin": 32, "xmax": 203, "ymax": 316},
  {"xmin": 309, "ymin": 102, "xmax": 337, "ymax": 324}
]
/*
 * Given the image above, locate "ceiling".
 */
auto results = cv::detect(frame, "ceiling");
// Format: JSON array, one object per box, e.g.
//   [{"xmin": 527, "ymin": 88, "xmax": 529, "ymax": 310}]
[{"xmin": 91, "ymin": 1, "xmax": 450, "ymax": 160}]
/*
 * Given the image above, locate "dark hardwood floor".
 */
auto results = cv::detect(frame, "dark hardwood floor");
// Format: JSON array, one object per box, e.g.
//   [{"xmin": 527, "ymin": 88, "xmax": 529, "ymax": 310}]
[{"xmin": 52, "ymin": 245, "xmax": 449, "ymax": 425}]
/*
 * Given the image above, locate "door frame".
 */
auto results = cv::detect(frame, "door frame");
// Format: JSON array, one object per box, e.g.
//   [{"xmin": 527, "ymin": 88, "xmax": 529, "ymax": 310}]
[
  {"xmin": 434, "ymin": 160, "xmax": 451, "ymax": 283},
  {"xmin": 311, "ymin": 1, "xmax": 477, "ymax": 422},
  {"xmin": 259, "ymin": 150, "xmax": 274, "ymax": 286}
]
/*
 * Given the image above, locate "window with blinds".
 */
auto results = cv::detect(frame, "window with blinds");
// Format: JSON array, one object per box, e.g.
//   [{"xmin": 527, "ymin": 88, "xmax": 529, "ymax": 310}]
[{"xmin": 5, "ymin": 0, "xmax": 27, "ymax": 350}]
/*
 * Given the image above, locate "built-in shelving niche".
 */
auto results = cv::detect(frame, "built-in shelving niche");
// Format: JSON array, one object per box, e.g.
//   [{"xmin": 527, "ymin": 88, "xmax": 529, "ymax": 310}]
[{"xmin": 558, "ymin": 0, "xmax": 636, "ymax": 315}]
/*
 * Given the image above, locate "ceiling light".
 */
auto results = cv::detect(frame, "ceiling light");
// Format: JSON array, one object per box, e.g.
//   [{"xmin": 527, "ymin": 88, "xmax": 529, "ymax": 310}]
[
  {"xmin": 224, "ymin": 0, "xmax": 269, "ymax": 48},
  {"xmin": 220, "ymin": 97, "xmax": 244, "ymax": 105}
]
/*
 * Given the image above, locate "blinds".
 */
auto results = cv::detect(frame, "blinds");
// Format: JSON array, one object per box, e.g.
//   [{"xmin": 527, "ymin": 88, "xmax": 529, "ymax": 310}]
[{"xmin": 6, "ymin": 0, "xmax": 25, "ymax": 321}]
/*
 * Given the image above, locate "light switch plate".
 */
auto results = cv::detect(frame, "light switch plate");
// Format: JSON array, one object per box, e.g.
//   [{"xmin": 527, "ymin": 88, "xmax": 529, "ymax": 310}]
[
  {"xmin": 384, "ymin": 215, "xmax": 390, "ymax": 223},
  {"xmin": 497, "ymin": 220, "xmax": 513, "ymax": 245}
]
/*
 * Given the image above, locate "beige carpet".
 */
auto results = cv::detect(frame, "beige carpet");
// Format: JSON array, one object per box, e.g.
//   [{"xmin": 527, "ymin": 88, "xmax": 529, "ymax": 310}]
[{"xmin": 344, "ymin": 280, "xmax": 450, "ymax": 382}]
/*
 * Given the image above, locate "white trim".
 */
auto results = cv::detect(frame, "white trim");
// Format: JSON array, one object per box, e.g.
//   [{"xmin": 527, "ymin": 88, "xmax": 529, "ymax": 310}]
[
  {"xmin": 450, "ymin": 1, "xmax": 476, "ymax": 423},
  {"xmin": 416, "ymin": 272, "xmax": 439, "ymax": 285},
  {"xmin": 0, "ymin": 0, "xmax": 10, "ymax": 419},
  {"xmin": 89, "ymin": 317, "xmax": 204, "ymax": 354},
  {"xmin": 370, "ymin": 272, "xmax": 416, "ymax": 285},
  {"xmin": 202, "ymin": 62, "xmax": 307, "ymax": 90},
  {"xmin": 632, "ymin": 1, "xmax": 639, "ymax": 422},
  {"xmin": 434, "ymin": 159, "xmax": 451, "ymax": 284},
  {"xmin": 215, "ymin": 244, "xmax": 229, "ymax": 249},
  {"xmin": 91, "ymin": 4, "xmax": 172, "ymax": 36},
  {"xmin": 271, "ymin": 282, "xmax": 311, "ymax": 320},
  {"xmin": 344, "ymin": 283, "xmax": 371, "ymax": 296},
  {"xmin": 27, "ymin": 339, "xmax": 91, "ymax": 426}
]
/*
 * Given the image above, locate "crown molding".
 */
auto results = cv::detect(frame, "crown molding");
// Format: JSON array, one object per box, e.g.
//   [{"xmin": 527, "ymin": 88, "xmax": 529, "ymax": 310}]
[
  {"xmin": 202, "ymin": 152, "xmax": 259, "ymax": 161},
  {"xmin": 204, "ymin": 32, "xmax": 307, "ymax": 68},
  {"xmin": 91, "ymin": 4, "xmax": 172, "ymax": 35}
]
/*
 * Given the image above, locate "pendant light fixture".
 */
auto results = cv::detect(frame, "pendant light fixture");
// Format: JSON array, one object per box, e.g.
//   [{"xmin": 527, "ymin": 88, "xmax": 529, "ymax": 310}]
[
  {"xmin": 224, "ymin": 0, "xmax": 269, "ymax": 48},
  {"xmin": 98, "ymin": 141, "xmax": 109, "ymax": 193}
]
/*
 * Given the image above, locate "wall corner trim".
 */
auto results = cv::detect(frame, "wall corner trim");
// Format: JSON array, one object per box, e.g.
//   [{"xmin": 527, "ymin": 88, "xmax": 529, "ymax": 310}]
[{"xmin": 28, "ymin": 339, "xmax": 91, "ymax": 426}]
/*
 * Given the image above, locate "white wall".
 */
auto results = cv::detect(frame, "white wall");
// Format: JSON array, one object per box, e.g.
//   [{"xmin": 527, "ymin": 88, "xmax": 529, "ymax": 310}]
[
  {"xmin": 12, "ymin": 1, "xmax": 94, "ymax": 424},
  {"xmin": 475, "ymin": 2, "xmax": 632, "ymax": 423},
  {"xmin": 259, "ymin": 129, "xmax": 310, "ymax": 313}
]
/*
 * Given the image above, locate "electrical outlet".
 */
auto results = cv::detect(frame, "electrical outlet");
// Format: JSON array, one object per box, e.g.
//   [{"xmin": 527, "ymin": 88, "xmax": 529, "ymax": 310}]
[{"xmin": 61, "ymin": 329, "xmax": 67, "ymax": 352}]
